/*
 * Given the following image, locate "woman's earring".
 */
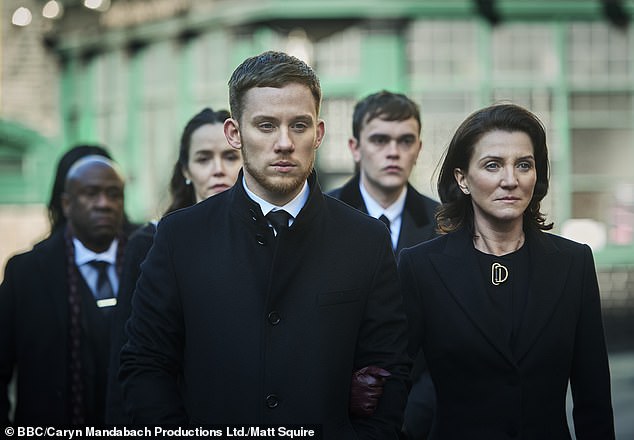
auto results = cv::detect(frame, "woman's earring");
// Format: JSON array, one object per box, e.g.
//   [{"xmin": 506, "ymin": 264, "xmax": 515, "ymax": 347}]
[
  {"xmin": 461, "ymin": 187, "xmax": 470, "ymax": 194},
  {"xmin": 185, "ymin": 178, "xmax": 191, "ymax": 185}
]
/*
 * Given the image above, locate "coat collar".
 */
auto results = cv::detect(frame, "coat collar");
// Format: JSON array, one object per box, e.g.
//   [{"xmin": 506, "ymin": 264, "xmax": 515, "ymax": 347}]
[
  {"xmin": 336, "ymin": 173, "xmax": 367, "ymax": 212},
  {"xmin": 229, "ymin": 169, "xmax": 324, "ymax": 231},
  {"xmin": 430, "ymin": 226, "xmax": 571, "ymax": 365},
  {"xmin": 228, "ymin": 169, "xmax": 326, "ymax": 305},
  {"xmin": 337, "ymin": 173, "xmax": 434, "ymax": 229},
  {"xmin": 514, "ymin": 228, "xmax": 571, "ymax": 361}
]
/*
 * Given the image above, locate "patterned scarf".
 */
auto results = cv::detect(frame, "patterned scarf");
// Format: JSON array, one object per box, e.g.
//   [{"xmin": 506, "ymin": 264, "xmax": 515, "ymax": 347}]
[{"xmin": 64, "ymin": 226, "xmax": 125, "ymax": 424}]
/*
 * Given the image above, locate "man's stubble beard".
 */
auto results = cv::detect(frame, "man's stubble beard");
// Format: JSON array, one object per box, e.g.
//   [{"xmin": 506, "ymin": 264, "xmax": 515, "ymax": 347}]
[{"xmin": 241, "ymin": 146, "xmax": 315, "ymax": 197}]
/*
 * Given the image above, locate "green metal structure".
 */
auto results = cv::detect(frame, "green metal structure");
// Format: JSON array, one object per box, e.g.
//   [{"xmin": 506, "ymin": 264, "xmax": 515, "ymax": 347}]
[{"xmin": 2, "ymin": 0, "xmax": 634, "ymax": 267}]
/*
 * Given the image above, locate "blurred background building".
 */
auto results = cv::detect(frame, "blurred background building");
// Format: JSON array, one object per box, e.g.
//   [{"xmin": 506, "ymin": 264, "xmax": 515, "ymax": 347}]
[{"xmin": 2, "ymin": 0, "xmax": 633, "ymax": 349}]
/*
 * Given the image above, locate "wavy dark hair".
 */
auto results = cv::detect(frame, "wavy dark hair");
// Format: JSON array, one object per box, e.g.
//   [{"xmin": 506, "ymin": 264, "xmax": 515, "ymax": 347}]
[
  {"xmin": 436, "ymin": 103, "xmax": 553, "ymax": 233},
  {"xmin": 165, "ymin": 107, "xmax": 231, "ymax": 214},
  {"xmin": 48, "ymin": 144, "xmax": 112, "ymax": 234}
]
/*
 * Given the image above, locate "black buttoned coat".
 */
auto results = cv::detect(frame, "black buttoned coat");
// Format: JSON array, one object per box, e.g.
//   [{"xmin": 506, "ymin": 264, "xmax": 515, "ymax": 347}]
[
  {"xmin": 119, "ymin": 171, "xmax": 411, "ymax": 438},
  {"xmin": 399, "ymin": 227, "xmax": 615, "ymax": 439}
]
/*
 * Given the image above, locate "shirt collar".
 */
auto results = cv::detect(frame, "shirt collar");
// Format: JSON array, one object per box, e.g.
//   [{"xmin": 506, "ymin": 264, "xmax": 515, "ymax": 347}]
[
  {"xmin": 242, "ymin": 176, "xmax": 309, "ymax": 220},
  {"xmin": 73, "ymin": 237, "xmax": 119, "ymax": 267},
  {"xmin": 359, "ymin": 181, "xmax": 407, "ymax": 224}
]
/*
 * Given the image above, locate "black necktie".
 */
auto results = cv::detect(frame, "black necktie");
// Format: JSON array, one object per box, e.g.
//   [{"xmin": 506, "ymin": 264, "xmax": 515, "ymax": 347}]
[
  {"xmin": 89, "ymin": 260, "xmax": 116, "ymax": 306},
  {"xmin": 266, "ymin": 210, "xmax": 291, "ymax": 235},
  {"xmin": 379, "ymin": 214, "xmax": 391, "ymax": 231}
]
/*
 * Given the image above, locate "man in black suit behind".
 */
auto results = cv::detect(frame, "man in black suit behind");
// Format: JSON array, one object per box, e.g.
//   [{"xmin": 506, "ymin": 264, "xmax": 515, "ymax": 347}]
[
  {"xmin": 1, "ymin": 155, "xmax": 128, "ymax": 426},
  {"xmin": 329, "ymin": 91, "xmax": 439, "ymax": 439},
  {"xmin": 119, "ymin": 51, "xmax": 410, "ymax": 438}
]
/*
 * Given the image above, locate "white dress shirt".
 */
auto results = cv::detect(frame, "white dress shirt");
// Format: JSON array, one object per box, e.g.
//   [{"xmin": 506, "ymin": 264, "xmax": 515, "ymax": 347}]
[
  {"xmin": 360, "ymin": 182, "xmax": 407, "ymax": 250},
  {"xmin": 73, "ymin": 237, "xmax": 119, "ymax": 298},
  {"xmin": 242, "ymin": 176, "xmax": 309, "ymax": 232}
]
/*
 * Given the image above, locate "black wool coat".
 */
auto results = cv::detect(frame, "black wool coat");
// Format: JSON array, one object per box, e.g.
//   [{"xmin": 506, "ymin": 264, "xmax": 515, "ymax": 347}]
[
  {"xmin": 120, "ymin": 172, "xmax": 411, "ymax": 439},
  {"xmin": 399, "ymin": 227, "xmax": 615, "ymax": 440},
  {"xmin": 0, "ymin": 226, "xmax": 133, "ymax": 426}
]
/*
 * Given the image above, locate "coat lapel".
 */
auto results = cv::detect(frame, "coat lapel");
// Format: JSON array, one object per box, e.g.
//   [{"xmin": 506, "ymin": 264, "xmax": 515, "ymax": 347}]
[
  {"xmin": 35, "ymin": 231, "xmax": 70, "ymax": 328},
  {"xmin": 244, "ymin": 171, "xmax": 326, "ymax": 306},
  {"xmin": 396, "ymin": 208, "xmax": 434, "ymax": 253},
  {"xmin": 396, "ymin": 209, "xmax": 418, "ymax": 253},
  {"xmin": 514, "ymin": 229, "xmax": 571, "ymax": 361},
  {"xmin": 335, "ymin": 173, "xmax": 367, "ymax": 213},
  {"xmin": 396, "ymin": 183, "xmax": 437, "ymax": 252},
  {"xmin": 430, "ymin": 228, "xmax": 515, "ymax": 366}
]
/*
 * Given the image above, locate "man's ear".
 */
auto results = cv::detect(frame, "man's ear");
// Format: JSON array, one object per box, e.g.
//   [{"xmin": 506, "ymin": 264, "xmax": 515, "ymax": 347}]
[
  {"xmin": 224, "ymin": 118, "xmax": 242, "ymax": 150},
  {"xmin": 348, "ymin": 137, "xmax": 361, "ymax": 163},
  {"xmin": 314, "ymin": 119, "xmax": 325, "ymax": 150}
]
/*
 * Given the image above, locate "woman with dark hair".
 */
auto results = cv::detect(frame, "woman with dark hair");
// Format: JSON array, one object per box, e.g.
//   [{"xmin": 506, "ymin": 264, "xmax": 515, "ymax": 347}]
[
  {"xmin": 399, "ymin": 103, "xmax": 614, "ymax": 439},
  {"xmin": 166, "ymin": 107, "xmax": 236, "ymax": 213},
  {"xmin": 106, "ymin": 107, "xmax": 241, "ymax": 423}
]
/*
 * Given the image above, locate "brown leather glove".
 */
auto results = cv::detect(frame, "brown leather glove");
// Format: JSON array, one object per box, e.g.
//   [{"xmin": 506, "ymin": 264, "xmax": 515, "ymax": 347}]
[{"xmin": 349, "ymin": 365, "xmax": 392, "ymax": 417}]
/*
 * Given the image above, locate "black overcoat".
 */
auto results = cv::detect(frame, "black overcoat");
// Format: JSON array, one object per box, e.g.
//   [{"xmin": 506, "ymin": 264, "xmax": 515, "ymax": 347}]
[
  {"xmin": 329, "ymin": 173, "xmax": 440, "ymax": 438},
  {"xmin": 399, "ymin": 227, "xmax": 615, "ymax": 439},
  {"xmin": 0, "ymin": 228, "xmax": 129, "ymax": 425},
  {"xmin": 120, "ymin": 172, "xmax": 411, "ymax": 438}
]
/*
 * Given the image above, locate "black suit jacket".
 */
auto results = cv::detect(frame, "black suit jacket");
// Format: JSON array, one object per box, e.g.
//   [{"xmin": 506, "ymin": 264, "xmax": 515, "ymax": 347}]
[
  {"xmin": 328, "ymin": 173, "xmax": 439, "ymax": 254},
  {"xmin": 399, "ymin": 227, "xmax": 615, "ymax": 439},
  {"xmin": 0, "ymin": 227, "xmax": 132, "ymax": 425},
  {"xmin": 119, "ymin": 171, "xmax": 411, "ymax": 438}
]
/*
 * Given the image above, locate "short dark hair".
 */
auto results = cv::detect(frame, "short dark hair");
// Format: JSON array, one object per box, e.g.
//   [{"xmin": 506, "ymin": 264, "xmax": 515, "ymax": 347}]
[
  {"xmin": 228, "ymin": 51, "xmax": 321, "ymax": 123},
  {"xmin": 48, "ymin": 144, "xmax": 112, "ymax": 233},
  {"xmin": 436, "ymin": 103, "xmax": 553, "ymax": 233},
  {"xmin": 352, "ymin": 90, "xmax": 421, "ymax": 140},
  {"xmin": 166, "ymin": 107, "xmax": 231, "ymax": 214}
]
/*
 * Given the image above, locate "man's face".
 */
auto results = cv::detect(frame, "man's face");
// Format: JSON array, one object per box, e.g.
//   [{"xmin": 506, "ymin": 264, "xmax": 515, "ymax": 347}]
[
  {"xmin": 351, "ymin": 116, "xmax": 422, "ymax": 196},
  {"xmin": 224, "ymin": 83, "xmax": 325, "ymax": 206},
  {"xmin": 62, "ymin": 161, "xmax": 125, "ymax": 252}
]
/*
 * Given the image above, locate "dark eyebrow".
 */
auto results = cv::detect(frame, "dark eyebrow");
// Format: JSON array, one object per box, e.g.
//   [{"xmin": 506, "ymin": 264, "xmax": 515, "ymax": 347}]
[
  {"xmin": 292, "ymin": 115, "xmax": 314, "ymax": 124},
  {"xmin": 252, "ymin": 115, "xmax": 279, "ymax": 124},
  {"xmin": 479, "ymin": 154, "xmax": 535, "ymax": 162},
  {"xmin": 368, "ymin": 133, "xmax": 390, "ymax": 139}
]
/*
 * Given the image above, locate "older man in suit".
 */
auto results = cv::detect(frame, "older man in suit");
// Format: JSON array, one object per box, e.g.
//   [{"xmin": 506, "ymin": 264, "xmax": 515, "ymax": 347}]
[
  {"xmin": 119, "ymin": 52, "xmax": 410, "ymax": 438},
  {"xmin": 329, "ymin": 90, "xmax": 439, "ymax": 439},
  {"xmin": 1, "ymin": 155, "xmax": 129, "ymax": 426}
]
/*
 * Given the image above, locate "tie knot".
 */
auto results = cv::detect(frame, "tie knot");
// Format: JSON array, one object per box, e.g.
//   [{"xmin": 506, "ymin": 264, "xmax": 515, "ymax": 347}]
[
  {"xmin": 88, "ymin": 260, "xmax": 110, "ymax": 273},
  {"xmin": 378, "ymin": 214, "xmax": 391, "ymax": 230},
  {"xmin": 266, "ymin": 210, "xmax": 291, "ymax": 234}
]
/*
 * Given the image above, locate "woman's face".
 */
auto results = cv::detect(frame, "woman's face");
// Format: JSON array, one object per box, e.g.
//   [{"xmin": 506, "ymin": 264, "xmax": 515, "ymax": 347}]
[
  {"xmin": 183, "ymin": 123, "xmax": 243, "ymax": 202},
  {"xmin": 454, "ymin": 130, "xmax": 537, "ymax": 230}
]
